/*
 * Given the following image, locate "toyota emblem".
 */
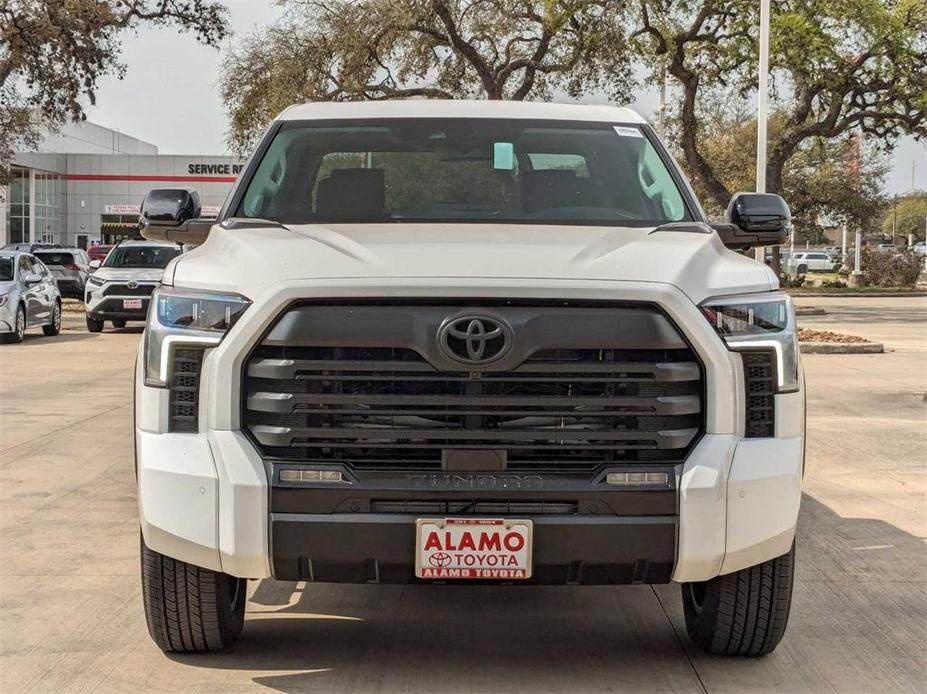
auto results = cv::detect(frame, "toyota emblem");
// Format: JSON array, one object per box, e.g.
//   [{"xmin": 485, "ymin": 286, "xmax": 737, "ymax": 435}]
[
  {"xmin": 438, "ymin": 315, "xmax": 512, "ymax": 365},
  {"xmin": 126, "ymin": 280, "xmax": 139, "ymax": 289}
]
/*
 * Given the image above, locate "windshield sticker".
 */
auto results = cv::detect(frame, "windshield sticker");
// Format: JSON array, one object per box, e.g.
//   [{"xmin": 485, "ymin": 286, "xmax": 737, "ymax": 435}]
[{"xmin": 613, "ymin": 126, "xmax": 644, "ymax": 138}]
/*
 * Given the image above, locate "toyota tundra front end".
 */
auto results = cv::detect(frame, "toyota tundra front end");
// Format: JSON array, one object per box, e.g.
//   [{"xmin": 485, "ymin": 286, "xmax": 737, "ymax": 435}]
[{"xmin": 135, "ymin": 100, "xmax": 803, "ymax": 656}]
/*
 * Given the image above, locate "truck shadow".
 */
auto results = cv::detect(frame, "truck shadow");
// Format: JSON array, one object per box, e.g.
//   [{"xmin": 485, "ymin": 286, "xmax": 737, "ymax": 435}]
[{"xmin": 167, "ymin": 493, "xmax": 926, "ymax": 693}]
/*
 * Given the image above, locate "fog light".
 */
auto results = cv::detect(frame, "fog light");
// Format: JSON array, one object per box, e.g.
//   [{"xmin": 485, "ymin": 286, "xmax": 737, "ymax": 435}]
[
  {"xmin": 606, "ymin": 472, "xmax": 668, "ymax": 486},
  {"xmin": 279, "ymin": 469, "xmax": 343, "ymax": 483}
]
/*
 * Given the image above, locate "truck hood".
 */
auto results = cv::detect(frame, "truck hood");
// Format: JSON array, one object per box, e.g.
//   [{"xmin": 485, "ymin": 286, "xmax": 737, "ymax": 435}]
[{"xmin": 168, "ymin": 222, "xmax": 778, "ymax": 304}]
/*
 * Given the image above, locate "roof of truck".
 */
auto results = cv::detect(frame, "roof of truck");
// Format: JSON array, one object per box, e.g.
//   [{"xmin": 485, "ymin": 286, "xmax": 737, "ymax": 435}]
[{"xmin": 279, "ymin": 99, "xmax": 646, "ymax": 124}]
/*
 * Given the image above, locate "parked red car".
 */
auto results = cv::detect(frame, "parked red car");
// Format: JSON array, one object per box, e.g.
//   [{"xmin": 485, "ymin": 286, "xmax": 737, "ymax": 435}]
[{"xmin": 86, "ymin": 244, "xmax": 114, "ymax": 263}]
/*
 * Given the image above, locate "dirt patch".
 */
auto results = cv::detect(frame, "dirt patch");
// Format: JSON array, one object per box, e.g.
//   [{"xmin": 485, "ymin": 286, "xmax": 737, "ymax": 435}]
[
  {"xmin": 798, "ymin": 328, "xmax": 873, "ymax": 344},
  {"xmin": 62, "ymin": 299, "xmax": 85, "ymax": 315}
]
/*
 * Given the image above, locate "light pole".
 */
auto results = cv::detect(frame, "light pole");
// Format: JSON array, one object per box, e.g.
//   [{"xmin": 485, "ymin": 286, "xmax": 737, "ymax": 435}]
[
  {"xmin": 849, "ymin": 130, "xmax": 864, "ymax": 286},
  {"xmin": 754, "ymin": 0, "xmax": 771, "ymax": 264}
]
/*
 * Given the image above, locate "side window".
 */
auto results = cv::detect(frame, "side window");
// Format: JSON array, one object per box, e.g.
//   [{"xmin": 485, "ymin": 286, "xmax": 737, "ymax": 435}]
[
  {"xmin": 637, "ymin": 140, "xmax": 686, "ymax": 221},
  {"xmin": 33, "ymin": 260, "xmax": 49, "ymax": 277},
  {"xmin": 18, "ymin": 256, "xmax": 32, "ymax": 277}
]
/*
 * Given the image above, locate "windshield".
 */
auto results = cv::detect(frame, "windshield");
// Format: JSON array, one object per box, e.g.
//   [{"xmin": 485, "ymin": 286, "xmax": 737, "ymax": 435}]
[
  {"xmin": 34, "ymin": 251, "xmax": 75, "ymax": 266},
  {"xmin": 237, "ymin": 119, "xmax": 691, "ymax": 226},
  {"xmin": 103, "ymin": 246, "xmax": 180, "ymax": 269},
  {"xmin": 0, "ymin": 257, "xmax": 12, "ymax": 282}
]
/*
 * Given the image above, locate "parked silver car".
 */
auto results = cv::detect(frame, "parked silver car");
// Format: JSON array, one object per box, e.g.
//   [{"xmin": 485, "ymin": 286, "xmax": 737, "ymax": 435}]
[
  {"xmin": 0, "ymin": 251, "xmax": 62, "ymax": 343},
  {"xmin": 84, "ymin": 240, "xmax": 182, "ymax": 332},
  {"xmin": 32, "ymin": 247, "xmax": 91, "ymax": 298}
]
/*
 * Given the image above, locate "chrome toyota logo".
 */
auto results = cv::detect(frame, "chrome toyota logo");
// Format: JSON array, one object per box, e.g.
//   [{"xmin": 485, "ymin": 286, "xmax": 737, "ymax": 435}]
[
  {"xmin": 438, "ymin": 315, "xmax": 512, "ymax": 365},
  {"xmin": 126, "ymin": 280, "xmax": 139, "ymax": 289}
]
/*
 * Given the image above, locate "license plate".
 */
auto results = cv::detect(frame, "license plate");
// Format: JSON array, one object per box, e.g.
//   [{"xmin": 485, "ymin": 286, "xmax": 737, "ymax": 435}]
[
  {"xmin": 123, "ymin": 299, "xmax": 142, "ymax": 309},
  {"xmin": 415, "ymin": 518, "xmax": 533, "ymax": 580}
]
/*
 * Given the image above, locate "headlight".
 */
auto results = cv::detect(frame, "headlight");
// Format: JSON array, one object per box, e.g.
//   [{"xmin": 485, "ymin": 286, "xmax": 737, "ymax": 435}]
[
  {"xmin": 700, "ymin": 291, "xmax": 799, "ymax": 392},
  {"xmin": 144, "ymin": 286, "xmax": 251, "ymax": 387},
  {"xmin": 87, "ymin": 275, "xmax": 106, "ymax": 286}
]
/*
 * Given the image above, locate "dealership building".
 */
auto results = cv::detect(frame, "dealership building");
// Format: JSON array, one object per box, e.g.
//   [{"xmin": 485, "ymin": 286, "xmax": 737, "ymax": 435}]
[{"xmin": 1, "ymin": 121, "xmax": 244, "ymax": 249}]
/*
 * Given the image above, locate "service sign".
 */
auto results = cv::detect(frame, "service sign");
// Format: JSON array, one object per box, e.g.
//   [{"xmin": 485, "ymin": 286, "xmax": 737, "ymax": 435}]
[{"xmin": 415, "ymin": 518, "xmax": 533, "ymax": 580}]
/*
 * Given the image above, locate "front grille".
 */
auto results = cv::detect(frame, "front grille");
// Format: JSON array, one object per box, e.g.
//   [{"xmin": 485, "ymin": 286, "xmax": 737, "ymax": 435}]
[
  {"xmin": 742, "ymin": 351, "xmax": 775, "ymax": 437},
  {"xmin": 169, "ymin": 348, "xmax": 205, "ymax": 433},
  {"xmin": 243, "ymin": 303, "xmax": 704, "ymax": 473},
  {"xmin": 102, "ymin": 283, "xmax": 157, "ymax": 297}
]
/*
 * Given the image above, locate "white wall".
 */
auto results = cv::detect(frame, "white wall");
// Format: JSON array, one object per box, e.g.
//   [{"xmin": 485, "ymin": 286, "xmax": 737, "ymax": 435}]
[{"xmin": 36, "ymin": 120, "xmax": 158, "ymax": 156}]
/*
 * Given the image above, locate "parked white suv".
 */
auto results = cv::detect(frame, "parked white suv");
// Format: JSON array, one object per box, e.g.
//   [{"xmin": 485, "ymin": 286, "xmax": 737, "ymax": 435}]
[
  {"xmin": 135, "ymin": 101, "xmax": 804, "ymax": 656},
  {"xmin": 786, "ymin": 251, "xmax": 835, "ymax": 273},
  {"xmin": 84, "ymin": 239, "xmax": 182, "ymax": 332}
]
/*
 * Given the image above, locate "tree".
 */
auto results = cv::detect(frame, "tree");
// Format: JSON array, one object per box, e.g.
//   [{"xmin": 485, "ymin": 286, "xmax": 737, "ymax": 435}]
[
  {"xmin": 882, "ymin": 192, "xmax": 927, "ymax": 242},
  {"xmin": 0, "ymin": 0, "xmax": 229, "ymax": 184},
  {"xmin": 683, "ymin": 106, "xmax": 887, "ymax": 240},
  {"xmin": 632, "ymin": 0, "xmax": 927, "ymax": 211},
  {"xmin": 221, "ymin": 0, "xmax": 634, "ymax": 153}
]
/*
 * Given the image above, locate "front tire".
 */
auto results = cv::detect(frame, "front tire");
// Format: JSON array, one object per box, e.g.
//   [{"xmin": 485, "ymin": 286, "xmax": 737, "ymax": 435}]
[
  {"xmin": 86, "ymin": 315, "xmax": 104, "ymax": 332},
  {"xmin": 140, "ymin": 536, "xmax": 246, "ymax": 652},
  {"xmin": 681, "ymin": 544, "xmax": 795, "ymax": 656},
  {"xmin": 43, "ymin": 301, "xmax": 61, "ymax": 336},
  {"xmin": 1, "ymin": 304, "xmax": 26, "ymax": 343}
]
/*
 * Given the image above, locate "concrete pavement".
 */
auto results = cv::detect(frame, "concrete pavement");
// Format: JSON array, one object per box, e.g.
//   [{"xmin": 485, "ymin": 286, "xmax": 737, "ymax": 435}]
[{"xmin": 0, "ymin": 297, "xmax": 924, "ymax": 693}]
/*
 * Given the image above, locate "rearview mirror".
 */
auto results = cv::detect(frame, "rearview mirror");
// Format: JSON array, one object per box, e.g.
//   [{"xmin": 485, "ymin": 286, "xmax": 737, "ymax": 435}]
[
  {"xmin": 23, "ymin": 273, "xmax": 42, "ymax": 286},
  {"xmin": 711, "ymin": 192, "xmax": 791, "ymax": 250},
  {"xmin": 89, "ymin": 259, "xmax": 101, "ymax": 270},
  {"xmin": 139, "ymin": 188, "xmax": 213, "ymax": 245}
]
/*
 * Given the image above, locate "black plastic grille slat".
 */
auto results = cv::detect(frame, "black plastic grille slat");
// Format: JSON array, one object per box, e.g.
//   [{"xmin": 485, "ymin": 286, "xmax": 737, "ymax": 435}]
[
  {"xmin": 102, "ymin": 283, "xmax": 157, "ymax": 297},
  {"xmin": 169, "ymin": 348, "xmax": 205, "ymax": 433},
  {"xmin": 743, "ymin": 352, "xmax": 775, "ymax": 438},
  {"xmin": 369, "ymin": 500, "xmax": 579, "ymax": 515},
  {"xmin": 243, "ymin": 305, "xmax": 705, "ymax": 472}
]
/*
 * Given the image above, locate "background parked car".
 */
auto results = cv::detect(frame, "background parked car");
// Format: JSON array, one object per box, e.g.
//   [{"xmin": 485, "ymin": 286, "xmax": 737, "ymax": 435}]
[
  {"xmin": 912, "ymin": 241, "xmax": 926, "ymax": 256},
  {"xmin": 86, "ymin": 244, "xmax": 115, "ymax": 263},
  {"xmin": 2, "ymin": 243, "xmax": 61, "ymax": 253},
  {"xmin": 786, "ymin": 251, "xmax": 836, "ymax": 273},
  {"xmin": 32, "ymin": 248, "xmax": 90, "ymax": 298},
  {"xmin": 0, "ymin": 251, "xmax": 62, "ymax": 343},
  {"xmin": 84, "ymin": 240, "xmax": 182, "ymax": 332}
]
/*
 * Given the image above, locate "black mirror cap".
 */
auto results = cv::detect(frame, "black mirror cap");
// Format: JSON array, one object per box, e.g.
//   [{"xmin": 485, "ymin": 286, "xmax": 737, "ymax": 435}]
[
  {"xmin": 716, "ymin": 192, "xmax": 791, "ymax": 250},
  {"xmin": 140, "ymin": 188, "xmax": 202, "ymax": 226}
]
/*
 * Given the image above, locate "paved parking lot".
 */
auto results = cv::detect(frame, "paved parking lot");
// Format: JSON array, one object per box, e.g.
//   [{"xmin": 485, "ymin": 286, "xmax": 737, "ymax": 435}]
[{"xmin": 0, "ymin": 296, "xmax": 924, "ymax": 693}]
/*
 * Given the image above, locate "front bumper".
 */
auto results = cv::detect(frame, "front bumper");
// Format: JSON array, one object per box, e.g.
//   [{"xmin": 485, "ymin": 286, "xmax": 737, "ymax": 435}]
[
  {"xmin": 135, "ymin": 279, "xmax": 804, "ymax": 583},
  {"xmin": 87, "ymin": 297, "xmax": 151, "ymax": 321},
  {"xmin": 136, "ymin": 424, "xmax": 803, "ymax": 583}
]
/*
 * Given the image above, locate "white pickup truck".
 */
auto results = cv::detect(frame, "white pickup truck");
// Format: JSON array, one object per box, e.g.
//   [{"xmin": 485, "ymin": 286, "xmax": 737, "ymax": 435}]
[{"xmin": 135, "ymin": 100, "xmax": 803, "ymax": 656}]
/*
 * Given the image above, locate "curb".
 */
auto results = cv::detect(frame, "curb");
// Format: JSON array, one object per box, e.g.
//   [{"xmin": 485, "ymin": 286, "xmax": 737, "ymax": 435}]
[
  {"xmin": 790, "ymin": 291, "xmax": 927, "ymax": 298},
  {"xmin": 799, "ymin": 341, "xmax": 884, "ymax": 354}
]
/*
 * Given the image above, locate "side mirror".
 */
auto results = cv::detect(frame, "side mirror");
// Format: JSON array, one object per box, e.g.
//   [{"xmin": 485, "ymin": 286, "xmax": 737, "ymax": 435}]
[
  {"xmin": 89, "ymin": 259, "xmax": 101, "ymax": 270},
  {"xmin": 23, "ymin": 273, "xmax": 42, "ymax": 286},
  {"xmin": 712, "ymin": 192, "xmax": 791, "ymax": 250},
  {"xmin": 138, "ymin": 188, "xmax": 213, "ymax": 245}
]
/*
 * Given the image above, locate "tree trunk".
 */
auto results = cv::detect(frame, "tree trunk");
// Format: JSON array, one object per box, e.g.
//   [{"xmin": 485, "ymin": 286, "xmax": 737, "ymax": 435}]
[{"xmin": 671, "ymin": 65, "xmax": 731, "ymax": 214}]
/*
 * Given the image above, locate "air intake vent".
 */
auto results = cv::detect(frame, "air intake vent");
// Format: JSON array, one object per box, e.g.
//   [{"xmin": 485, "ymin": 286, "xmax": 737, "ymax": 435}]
[
  {"xmin": 743, "ymin": 351, "xmax": 775, "ymax": 438},
  {"xmin": 169, "ymin": 348, "xmax": 205, "ymax": 433}
]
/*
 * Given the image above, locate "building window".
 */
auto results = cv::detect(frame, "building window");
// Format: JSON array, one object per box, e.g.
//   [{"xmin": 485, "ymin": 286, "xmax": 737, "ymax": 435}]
[
  {"xmin": 34, "ymin": 171, "xmax": 62, "ymax": 244},
  {"xmin": 7, "ymin": 167, "xmax": 29, "ymax": 244}
]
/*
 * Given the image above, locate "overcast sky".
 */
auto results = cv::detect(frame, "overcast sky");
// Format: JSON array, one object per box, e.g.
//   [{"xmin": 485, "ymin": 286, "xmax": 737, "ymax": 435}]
[{"xmin": 83, "ymin": 0, "xmax": 925, "ymax": 195}]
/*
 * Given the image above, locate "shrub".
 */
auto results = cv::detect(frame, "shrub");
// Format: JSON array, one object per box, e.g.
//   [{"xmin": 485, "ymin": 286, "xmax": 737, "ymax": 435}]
[{"xmin": 862, "ymin": 249, "xmax": 923, "ymax": 288}]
